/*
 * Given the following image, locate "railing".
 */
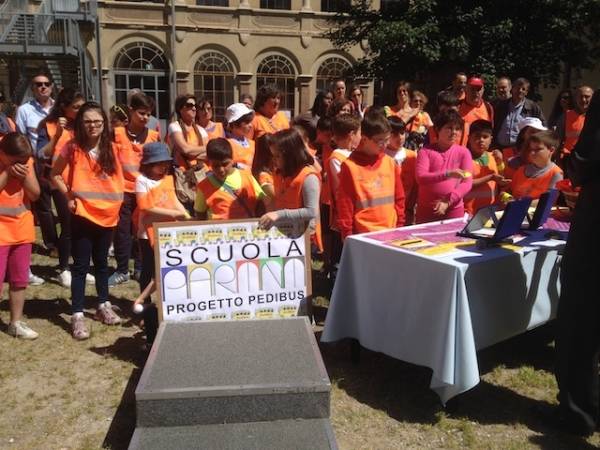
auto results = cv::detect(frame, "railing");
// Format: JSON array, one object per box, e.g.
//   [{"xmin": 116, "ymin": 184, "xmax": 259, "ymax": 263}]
[{"xmin": 0, "ymin": 13, "xmax": 80, "ymax": 53}]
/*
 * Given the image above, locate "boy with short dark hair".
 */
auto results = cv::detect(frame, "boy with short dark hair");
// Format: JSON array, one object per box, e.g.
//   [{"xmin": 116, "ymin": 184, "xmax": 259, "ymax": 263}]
[
  {"xmin": 508, "ymin": 130, "xmax": 563, "ymax": 200},
  {"xmin": 195, "ymin": 138, "xmax": 265, "ymax": 220},
  {"xmin": 336, "ymin": 111, "xmax": 405, "ymax": 239}
]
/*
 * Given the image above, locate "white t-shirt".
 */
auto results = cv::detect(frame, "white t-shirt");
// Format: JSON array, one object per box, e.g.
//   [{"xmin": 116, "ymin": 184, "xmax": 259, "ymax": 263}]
[
  {"xmin": 135, "ymin": 174, "xmax": 161, "ymax": 239},
  {"xmin": 168, "ymin": 121, "xmax": 209, "ymax": 143},
  {"xmin": 385, "ymin": 147, "xmax": 407, "ymax": 166},
  {"xmin": 328, "ymin": 148, "xmax": 352, "ymax": 192}
]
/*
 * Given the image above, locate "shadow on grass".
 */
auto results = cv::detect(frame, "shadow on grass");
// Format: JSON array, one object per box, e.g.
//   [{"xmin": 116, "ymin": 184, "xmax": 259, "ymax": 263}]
[{"xmin": 101, "ymin": 366, "xmax": 144, "ymax": 450}]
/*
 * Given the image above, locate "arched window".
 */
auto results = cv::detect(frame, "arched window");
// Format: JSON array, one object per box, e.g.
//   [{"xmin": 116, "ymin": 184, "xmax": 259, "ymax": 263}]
[
  {"xmin": 113, "ymin": 42, "xmax": 169, "ymax": 120},
  {"xmin": 256, "ymin": 54, "xmax": 296, "ymax": 114},
  {"xmin": 194, "ymin": 51, "xmax": 235, "ymax": 121},
  {"xmin": 316, "ymin": 57, "xmax": 351, "ymax": 93}
]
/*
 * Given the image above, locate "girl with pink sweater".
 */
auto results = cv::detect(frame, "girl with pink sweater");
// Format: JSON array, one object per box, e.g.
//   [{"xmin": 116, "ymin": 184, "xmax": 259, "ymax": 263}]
[{"xmin": 415, "ymin": 110, "xmax": 473, "ymax": 223}]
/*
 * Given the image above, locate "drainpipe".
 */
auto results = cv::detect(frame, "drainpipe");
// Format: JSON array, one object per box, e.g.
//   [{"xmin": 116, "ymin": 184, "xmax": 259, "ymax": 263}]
[{"xmin": 170, "ymin": 0, "xmax": 176, "ymax": 117}]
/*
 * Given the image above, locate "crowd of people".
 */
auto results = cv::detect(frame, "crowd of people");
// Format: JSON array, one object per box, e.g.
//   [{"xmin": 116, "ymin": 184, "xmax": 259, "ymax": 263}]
[{"xmin": 0, "ymin": 68, "xmax": 597, "ymax": 435}]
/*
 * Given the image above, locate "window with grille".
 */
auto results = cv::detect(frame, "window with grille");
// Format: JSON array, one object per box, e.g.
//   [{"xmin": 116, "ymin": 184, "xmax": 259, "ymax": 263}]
[
  {"xmin": 114, "ymin": 42, "xmax": 169, "ymax": 121},
  {"xmin": 316, "ymin": 57, "xmax": 351, "ymax": 93},
  {"xmin": 260, "ymin": 0, "xmax": 290, "ymax": 10},
  {"xmin": 321, "ymin": 0, "xmax": 350, "ymax": 12},
  {"xmin": 256, "ymin": 54, "xmax": 296, "ymax": 114},
  {"xmin": 194, "ymin": 51, "xmax": 235, "ymax": 122}
]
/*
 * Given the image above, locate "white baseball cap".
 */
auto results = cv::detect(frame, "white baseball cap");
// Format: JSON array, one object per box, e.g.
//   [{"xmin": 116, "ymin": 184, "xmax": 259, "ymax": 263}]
[
  {"xmin": 517, "ymin": 117, "xmax": 547, "ymax": 133},
  {"xmin": 225, "ymin": 103, "xmax": 254, "ymax": 124}
]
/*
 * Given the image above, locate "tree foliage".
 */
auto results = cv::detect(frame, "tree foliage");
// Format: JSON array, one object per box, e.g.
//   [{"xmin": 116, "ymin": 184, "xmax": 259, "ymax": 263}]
[{"xmin": 328, "ymin": 0, "xmax": 600, "ymax": 91}]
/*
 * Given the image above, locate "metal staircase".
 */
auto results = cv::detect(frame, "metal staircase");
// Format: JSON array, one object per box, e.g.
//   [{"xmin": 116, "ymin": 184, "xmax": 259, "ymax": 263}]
[{"xmin": 0, "ymin": 0, "xmax": 98, "ymax": 103}]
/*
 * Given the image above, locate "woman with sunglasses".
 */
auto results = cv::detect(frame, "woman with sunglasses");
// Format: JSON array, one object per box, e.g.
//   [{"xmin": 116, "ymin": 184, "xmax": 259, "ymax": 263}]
[
  {"xmin": 196, "ymin": 96, "xmax": 224, "ymax": 141},
  {"xmin": 51, "ymin": 102, "xmax": 125, "ymax": 340},
  {"xmin": 36, "ymin": 88, "xmax": 85, "ymax": 287},
  {"xmin": 169, "ymin": 94, "xmax": 207, "ymax": 170},
  {"xmin": 548, "ymin": 89, "xmax": 573, "ymax": 131}
]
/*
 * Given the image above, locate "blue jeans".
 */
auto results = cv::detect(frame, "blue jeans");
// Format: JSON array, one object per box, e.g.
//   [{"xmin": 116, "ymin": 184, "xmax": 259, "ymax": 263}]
[{"xmin": 70, "ymin": 214, "xmax": 114, "ymax": 313}]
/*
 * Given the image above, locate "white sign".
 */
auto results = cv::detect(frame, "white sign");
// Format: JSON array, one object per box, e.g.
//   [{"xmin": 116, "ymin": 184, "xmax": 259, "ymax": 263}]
[{"xmin": 154, "ymin": 219, "xmax": 311, "ymax": 322}]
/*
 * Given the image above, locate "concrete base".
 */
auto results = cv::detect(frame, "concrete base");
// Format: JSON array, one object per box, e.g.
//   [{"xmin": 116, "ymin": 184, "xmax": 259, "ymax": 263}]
[
  {"xmin": 128, "ymin": 418, "xmax": 338, "ymax": 450},
  {"xmin": 135, "ymin": 318, "xmax": 331, "ymax": 427}
]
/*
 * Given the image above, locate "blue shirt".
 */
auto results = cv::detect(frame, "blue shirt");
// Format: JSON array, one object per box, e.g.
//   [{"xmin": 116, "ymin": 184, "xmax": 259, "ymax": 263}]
[
  {"xmin": 15, "ymin": 98, "xmax": 54, "ymax": 156},
  {"xmin": 497, "ymin": 100, "xmax": 524, "ymax": 147}
]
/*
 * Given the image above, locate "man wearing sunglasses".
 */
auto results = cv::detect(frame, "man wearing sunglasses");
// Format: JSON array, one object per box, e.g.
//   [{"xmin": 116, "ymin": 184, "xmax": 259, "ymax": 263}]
[{"xmin": 15, "ymin": 71, "xmax": 55, "ymax": 286}]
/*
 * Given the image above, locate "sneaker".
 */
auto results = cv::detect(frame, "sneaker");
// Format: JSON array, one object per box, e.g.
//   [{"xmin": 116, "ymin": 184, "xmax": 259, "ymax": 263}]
[
  {"xmin": 28, "ymin": 270, "xmax": 44, "ymax": 286},
  {"xmin": 86, "ymin": 273, "xmax": 95, "ymax": 285},
  {"xmin": 71, "ymin": 314, "xmax": 90, "ymax": 340},
  {"xmin": 7, "ymin": 321, "xmax": 39, "ymax": 340},
  {"xmin": 132, "ymin": 269, "xmax": 141, "ymax": 282},
  {"xmin": 95, "ymin": 302, "xmax": 122, "ymax": 325},
  {"xmin": 108, "ymin": 271, "xmax": 130, "ymax": 287},
  {"xmin": 58, "ymin": 270, "xmax": 72, "ymax": 288}
]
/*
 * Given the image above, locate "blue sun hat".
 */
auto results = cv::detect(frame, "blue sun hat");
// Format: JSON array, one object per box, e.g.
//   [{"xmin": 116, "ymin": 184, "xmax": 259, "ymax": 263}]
[{"xmin": 141, "ymin": 142, "xmax": 172, "ymax": 165}]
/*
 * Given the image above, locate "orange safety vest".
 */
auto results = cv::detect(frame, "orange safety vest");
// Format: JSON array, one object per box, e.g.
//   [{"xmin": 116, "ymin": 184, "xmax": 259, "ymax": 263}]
[
  {"xmin": 137, "ymin": 174, "xmax": 180, "ymax": 247},
  {"xmin": 0, "ymin": 157, "xmax": 35, "ymax": 245},
  {"xmin": 273, "ymin": 165, "xmax": 323, "ymax": 253},
  {"xmin": 407, "ymin": 111, "xmax": 433, "ymax": 134},
  {"xmin": 252, "ymin": 111, "xmax": 289, "ymax": 140},
  {"xmin": 114, "ymin": 126, "xmax": 160, "ymax": 193},
  {"xmin": 326, "ymin": 149, "xmax": 352, "ymax": 229},
  {"xmin": 197, "ymin": 169, "xmax": 260, "ymax": 220},
  {"xmin": 170, "ymin": 122, "xmax": 205, "ymax": 170},
  {"xmin": 46, "ymin": 121, "xmax": 75, "ymax": 181},
  {"xmin": 563, "ymin": 109, "xmax": 586, "ymax": 154},
  {"xmin": 67, "ymin": 142, "xmax": 124, "ymax": 227},
  {"xmin": 399, "ymin": 149, "xmax": 417, "ymax": 217},
  {"xmin": 204, "ymin": 122, "xmax": 225, "ymax": 141},
  {"xmin": 341, "ymin": 153, "xmax": 398, "ymax": 234},
  {"xmin": 464, "ymin": 154, "xmax": 498, "ymax": 215},
  {"xmin": 511, "ymin": 163, "xmax": 563, "ymax": 200},
  {"xmin": 459, "ymin": 100, "xmax": 494, "ymax": 146},
  {"xmin": 258, "ymin": 170, "xmax": 273, "ymax": 187},
  {"xmin": 319, "ymin": 142, "xmax": 334, "ymax": 206},
  {"xmin": 227, "ymin": 137, "xmax": 255, "ymax": 169}
]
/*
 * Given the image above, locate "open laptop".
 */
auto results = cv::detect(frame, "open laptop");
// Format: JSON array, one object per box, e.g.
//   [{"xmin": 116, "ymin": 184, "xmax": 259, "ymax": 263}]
[
  {"xmin": 458, "ymin": 197, "xmax": 533, "ymax": 243},
  {"xmin": 524, "ymin": 189, "xmax": 559, "ymax": 230}
]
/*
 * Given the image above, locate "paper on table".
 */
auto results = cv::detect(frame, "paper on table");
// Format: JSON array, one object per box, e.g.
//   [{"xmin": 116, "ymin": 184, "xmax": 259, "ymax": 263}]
[{"xmin": 529, "ymin": 240, "xmax": 566, "ymax": 248}]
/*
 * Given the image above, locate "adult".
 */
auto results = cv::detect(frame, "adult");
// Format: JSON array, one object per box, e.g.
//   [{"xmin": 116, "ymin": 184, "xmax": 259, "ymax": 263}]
[
  {"xmin": 384, "ymin": 80, "xmax": 419, "ymax": 125},
  {"xmin": 495, "ymin": 77, "xmax": 512, "ymax": 101},
  {"xmin": 251, "ymin": 84, "xmax": 290, "ymax": 141},
  {"xmin": 458, "ymin": 76, "xmax": 493, "ymax": 146},
  {"xmin": 327, "ymin": 98, "xmax": 353, "ymax": 117},
  {"xmin": 552, "ymin": 89, "xmax": 600, "ymax": 436},
  {"xmin": 493, "ymin": 77, "xmax": 546, "ymax": 148},
  {"xmin": 15, "ymin": 70, "xmax": 55, "ymax": 286},
  {"xmin": 196, "ymin": 96, "xmax": 225, "ymax": 141},
  {"xmin": 240, "ymin": 93, "xmax": 254, "ymax": 109},
  {"xmin": 448, "ymin": 72, "xmax": 467, "ymax": 101},
  {"xmin": 332, "ymin": 79, "xmax": 346, "ymax": 100},
  {"xmin": 293, "ymin": 90, "xmax": 333, "ymax": 142},
  {"xmin": 349, "ymin": 85, "xmax": 366, "ymax": 119},
  {"xmin": 548, "ymin": 89, "xmax": 573, "ymax": 131},
  {"xmin": 36, "ymin": 88, "xmax": 85, "ymax": 287},
  {"xmin": 558, "ymin": 85, "xmax": 594, "ymax": 156},
  {"xmin": 409, "ymin": 90, "xmax": 434, "ymax": 135}
]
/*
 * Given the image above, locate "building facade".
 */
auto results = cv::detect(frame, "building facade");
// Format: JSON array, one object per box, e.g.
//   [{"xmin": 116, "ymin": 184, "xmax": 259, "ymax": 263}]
[{"xmin": 93, "ymin": 0, "xmax": 376, "ymax": 122}]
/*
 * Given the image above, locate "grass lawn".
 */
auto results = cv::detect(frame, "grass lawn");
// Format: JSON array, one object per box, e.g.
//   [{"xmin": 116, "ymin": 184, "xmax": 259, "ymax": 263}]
[{"xmin": 0, "ymin": 242, "xmax": 599, "ymax": 449}]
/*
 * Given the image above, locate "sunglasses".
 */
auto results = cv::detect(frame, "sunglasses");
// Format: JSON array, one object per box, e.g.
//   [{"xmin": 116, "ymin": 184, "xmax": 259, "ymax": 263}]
[
  {"xmin": 561, "ymin": 96, "xmax": 570, "ymax": 100},
  {"xmin": 184, "ymin": 102, "xmax": 196, "ymax": 109},
  {"xmin": 34, "ymin": 81, "xmax": 51, "ymax": 88},
  {"xmin": 83, "ymin": 119, "xmax": 104, "ymax": 127}
]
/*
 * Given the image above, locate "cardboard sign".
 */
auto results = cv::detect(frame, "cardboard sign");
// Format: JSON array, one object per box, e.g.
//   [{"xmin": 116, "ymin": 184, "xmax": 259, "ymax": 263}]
[{"xmin": 153, "ymin": 219, "xmax": 312, "ymax": 322}]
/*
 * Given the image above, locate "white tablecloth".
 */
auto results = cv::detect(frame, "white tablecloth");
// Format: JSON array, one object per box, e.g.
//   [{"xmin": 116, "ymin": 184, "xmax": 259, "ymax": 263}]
[{"xmin": 321, "ymin": 219, "xmax": 563, "ymax": 403}]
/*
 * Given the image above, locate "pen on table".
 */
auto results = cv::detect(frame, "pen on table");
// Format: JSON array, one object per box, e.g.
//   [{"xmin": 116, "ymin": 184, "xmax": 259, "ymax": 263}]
[{"xmin": 397, "ymin": 239, "xmax": 423, "ymax": 246}]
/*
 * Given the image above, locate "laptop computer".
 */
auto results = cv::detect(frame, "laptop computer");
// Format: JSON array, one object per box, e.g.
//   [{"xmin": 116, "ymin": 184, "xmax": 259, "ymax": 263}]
[
  {"xmin": 458, "ymin": 197, "xmax": 533, "ymax": 243},
  {"xmin": 524, "ymin": 189, "xmax": 559, "ymax": 230}
]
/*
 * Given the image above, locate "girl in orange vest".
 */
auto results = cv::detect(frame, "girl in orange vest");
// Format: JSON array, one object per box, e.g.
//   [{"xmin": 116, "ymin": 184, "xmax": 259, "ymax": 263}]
[
  {"xmin": 0, "ymin": 133, "xmax": 41, "ymax": 339},
  {"xmin": 224, "ymin": 102, "xmax": 255, "ymax": 170},
  {"xmin": 251, "ymin": 84, "xmax": 290, "ymax": 141},
  {"xmin": 110, "ymin": 92, "xmax": 160, "ymax": 287},
  {"xmin": 36, "ymin": 88, "xmax": 85, "ymax": 287},
  {"xmin": 136, "ymin": 142, "xmax": 189, "ymax": 344},
  {"xmin": 251, "ymin": 135, "xmax": 275, "ymax": 201},
  {"xmin": 51, "ymin": 102, "xmax": 125, "ymax": 340},
  {"xmin": 196, "ymin": 96, "xmax": 225, "ymax": 141},
  {"xmin": 258, "ymin": 128, "xmax": 322, "ymax": 253}
]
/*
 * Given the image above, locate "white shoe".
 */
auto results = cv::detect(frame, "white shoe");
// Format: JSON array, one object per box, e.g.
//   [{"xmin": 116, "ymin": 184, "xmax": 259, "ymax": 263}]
[
  {"xmin": 86, "ymin": 273, "xmax": 95, "ymax": 284},
  {"xmin": 7, "ymin": 321, "xmax": 39, "ymax": 339},
  {"xmin": 28, "ymin": 270, "xmax": 44, "ymax": 286},
  {"xmin": 58, "ymin": 270, "xmax": 72, "ymax": 288}
]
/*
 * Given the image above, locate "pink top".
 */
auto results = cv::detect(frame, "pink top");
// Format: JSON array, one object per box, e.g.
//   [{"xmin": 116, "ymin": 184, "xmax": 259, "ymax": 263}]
[{"xmin": 415, "ymin": 144, "xmax": 473, "ymax": 223}]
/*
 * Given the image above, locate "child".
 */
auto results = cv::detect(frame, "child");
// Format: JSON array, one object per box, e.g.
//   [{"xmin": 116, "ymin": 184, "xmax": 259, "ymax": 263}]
[
  {"xmin": 336, "ymin": 111, "xmax": 405, "ymax": 240},
  {"xmin": 0, "ymin": 133, "xmax": 41, "ymax": 339},
  {"xmin": 464, "ymin": 119, "xmax": 505, "ymax": 215},
  {"xmin": 258, "ymin": 128, "xmax": 321, "ymax": 251},
  {"xmin": 195, "ymin": 138, "xmax": 265, "ymax": 220},
  {"xmin": 427, "ymin": 91, "xmax": 460, "ymax": 146},
  {"xmin": 136, "ymin": 142, "xmax": 188, "ymax": 345},
  {"xmin": 507, "ymin": 130, "xmax": 563, "ymax": 200},
  {"xmin": 51, "ymin": 102, "xmax": 125, "ymax": 340},
  {"xmin": 225, "ymin": 103, "xmax": 255, "ymax": 170},
  {"xmin": 500, "ymin": 117, "xmax": 547, "ymax": 179},
  {"xmin": 415, "ymin": 110, "xmax": 473, "ymax": 223},
  {"xmin": 110, "ymin": 92, "xmax": 160, "ymax": 287},
  {"xmin": 385, "ymin": 116, "xmax": 417, "ymax": 224}
]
